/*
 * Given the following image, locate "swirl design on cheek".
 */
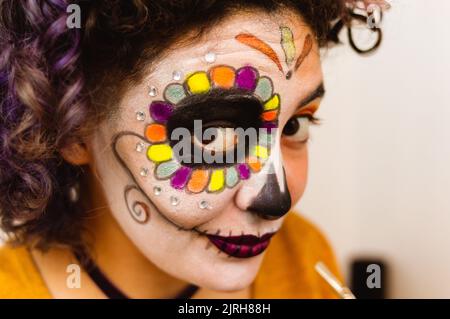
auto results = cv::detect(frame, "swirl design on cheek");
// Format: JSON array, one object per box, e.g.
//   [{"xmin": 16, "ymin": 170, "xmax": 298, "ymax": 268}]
[
  {"xmin": 124, "ymin": 185, "xmax": 150, "ymax": 224},
  {"xmin": 112, "ymin": 132, "xmax": 183, "ymax": 228},
  {"xmin": 145, "ymin": 65, "xmax": 281, "ymax": 194}
]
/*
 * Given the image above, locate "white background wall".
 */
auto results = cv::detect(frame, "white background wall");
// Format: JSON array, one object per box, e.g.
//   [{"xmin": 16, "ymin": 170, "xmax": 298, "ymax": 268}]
[{"xmin": 298, "ymin": 0, "xmax": 450, "ymax": 298}]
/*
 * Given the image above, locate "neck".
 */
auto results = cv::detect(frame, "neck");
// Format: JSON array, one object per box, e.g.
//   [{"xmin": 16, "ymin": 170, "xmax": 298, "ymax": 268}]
[{"xmin": 83, "ymin": 172, "xmax": 190, "ymax": 299}]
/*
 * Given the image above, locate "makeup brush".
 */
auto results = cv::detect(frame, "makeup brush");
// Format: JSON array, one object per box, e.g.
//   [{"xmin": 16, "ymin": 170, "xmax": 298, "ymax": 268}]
[{"xmin": 315, "ymin": 261, "xmax": 356, "ymax": 299}]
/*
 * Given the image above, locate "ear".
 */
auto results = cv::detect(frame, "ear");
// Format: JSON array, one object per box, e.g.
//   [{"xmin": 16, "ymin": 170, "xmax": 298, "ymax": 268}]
[{"xmin": 60, "ymin": 142, "xmax": 90, "ymax": 165}]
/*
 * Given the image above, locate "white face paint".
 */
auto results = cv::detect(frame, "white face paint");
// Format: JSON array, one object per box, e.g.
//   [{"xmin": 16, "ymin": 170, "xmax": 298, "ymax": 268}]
[{"xmin": 88, "ymin": 10, "xmax": 323, "ymax": 291}]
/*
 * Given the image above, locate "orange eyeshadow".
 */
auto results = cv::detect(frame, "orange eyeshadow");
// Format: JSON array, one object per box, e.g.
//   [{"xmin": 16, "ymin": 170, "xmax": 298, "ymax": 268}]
[{"xmin": 296, "ymin": 104, "xmax": 318, "ymax": 117}]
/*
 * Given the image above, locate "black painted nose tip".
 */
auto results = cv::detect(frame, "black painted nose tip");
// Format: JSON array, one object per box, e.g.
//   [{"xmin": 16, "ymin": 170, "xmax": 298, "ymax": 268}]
[{"xmin": 247, "ymin": 172, "xmax": 292, "ymax": 220}]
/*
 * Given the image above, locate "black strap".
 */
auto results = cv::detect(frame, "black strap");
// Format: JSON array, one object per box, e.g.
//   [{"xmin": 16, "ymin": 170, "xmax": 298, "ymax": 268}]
[
  {"xmin": 74, "ymin": 251, "xmax": 199, "ymax": 299},
  {"xmin": 175, "ymin": 284, "xmax": 200, "ymax": 299}
]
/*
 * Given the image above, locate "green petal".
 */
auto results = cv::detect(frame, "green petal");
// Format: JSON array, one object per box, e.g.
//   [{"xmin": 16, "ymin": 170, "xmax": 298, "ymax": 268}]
[
  {"xmin": 155, "ymin": 160, "xmax": 180, "ymax": 179},
  {"xmin": 280, "ymin": 26, "xmax": 296, "ymax": 66},
  {"xmin": 255, "ymin": 77, "xmax": 274, "ymax": 102},
  {"xmin": 164, "ymin": 83, "xmax": 186, "ymax": 104},
  {"xmin": 225, "ymin": 167, "xmax": 239, "ymax": 188}
]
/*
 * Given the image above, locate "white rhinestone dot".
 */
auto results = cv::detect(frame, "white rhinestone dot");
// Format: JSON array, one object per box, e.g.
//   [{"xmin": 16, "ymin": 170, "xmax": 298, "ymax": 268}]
[
  {"xmin": 170, "ymin": 196, "xmax": 180, "ymax": 206},
  {"xmin": 148, "ymin": 86, "xmax": 158, "ymax": 97},
  {"xmin": 140, "ymin": 167, "xmax": 149, "ymax": 177},
  {"xmin": 136, "ymin": 111, "xmax": 146, "ymax": 121},
  {"xmin": 172, "ymin": 70, "xmax": 183, "ymax": 81},
  {"xmin": 135, "ymin": 142, "xmax": 145, "ymax": 153},
  {"xmin": 199, "ymin": 200, "xmax": 210, "ymax": 210},
  {"xmin": 153, "ymin": 186, "xmax": 162, "ymax": 196},
  {"xmin": 204, "ymin": 52, "xmax": 216, "ymax": 63}
]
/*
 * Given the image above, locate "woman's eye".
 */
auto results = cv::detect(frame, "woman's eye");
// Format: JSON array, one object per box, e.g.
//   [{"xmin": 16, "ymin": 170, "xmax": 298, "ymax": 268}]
[
  {"xmin": 282, "ymin": 116, "xmax": 311, "ymax": 143},
  {"xmin": 193, "ymin": 127, "xmax": 238, "ymax": 153}
]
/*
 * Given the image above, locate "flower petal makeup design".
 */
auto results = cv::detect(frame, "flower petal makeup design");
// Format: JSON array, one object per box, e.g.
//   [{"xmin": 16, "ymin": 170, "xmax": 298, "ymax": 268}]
[
  {"xmin": 295, "ymin": 34, "xmax": 313, "ymax": 72},
  {"xmin": 235, "ymin": 34, "xmax": 283, "ymax": 72},
  {"xmin": 280, "ymin": 26, "xmax": 296, "ymax": 66},
  {"xmin": 145, "ymin": 65, "xmax": 281, "ymax": 194},
  {"xmin": 235, "ymin": 29, "xmax": 313, "ymax": 80}
]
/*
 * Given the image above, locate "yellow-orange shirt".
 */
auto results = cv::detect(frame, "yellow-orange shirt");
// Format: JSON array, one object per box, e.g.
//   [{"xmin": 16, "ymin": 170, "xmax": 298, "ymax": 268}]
[{"xmin": 0, "ymin": 213, "xmax": 342, "ymax": 298}]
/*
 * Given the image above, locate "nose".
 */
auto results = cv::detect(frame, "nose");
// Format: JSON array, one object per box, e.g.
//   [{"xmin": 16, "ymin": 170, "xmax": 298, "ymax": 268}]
[
  {"xmin": 235, "ymin": 130, "xmax": 292, "ymax": 220},
  {"xmin": 247, "ymin": 168, "xmax": 292, "ymax": 220}
]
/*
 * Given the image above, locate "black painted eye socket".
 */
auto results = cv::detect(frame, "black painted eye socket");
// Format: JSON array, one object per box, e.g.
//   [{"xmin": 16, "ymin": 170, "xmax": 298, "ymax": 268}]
[
  {"xmin": 166, "ymin": 88, "xmax": 264, "ymax": 168},
  {"xmin": 193, "ymin": 124, "xmax": 238, "ymax": 152}
]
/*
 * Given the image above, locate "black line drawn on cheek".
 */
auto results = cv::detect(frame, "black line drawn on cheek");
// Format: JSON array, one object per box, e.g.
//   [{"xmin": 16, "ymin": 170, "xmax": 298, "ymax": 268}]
[
  {"xmin": 124, "ymin": 185, "xmax": 150, "ymax": 224},
  {"xmin": 112, "ymin": 131, "xmax": 199, "ymax": 231}
]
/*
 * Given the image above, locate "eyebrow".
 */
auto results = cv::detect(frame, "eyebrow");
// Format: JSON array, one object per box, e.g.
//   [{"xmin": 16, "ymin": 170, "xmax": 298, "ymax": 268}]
[{"xmin": 298, "ymin": 82, "xmax": 325, "ymax": 110}]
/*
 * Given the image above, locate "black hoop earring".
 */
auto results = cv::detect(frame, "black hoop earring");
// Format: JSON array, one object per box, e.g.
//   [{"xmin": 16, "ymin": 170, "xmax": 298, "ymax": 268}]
[{"xmin": 347, "ymin": 12, "xmax": 383, "ymax": 55}]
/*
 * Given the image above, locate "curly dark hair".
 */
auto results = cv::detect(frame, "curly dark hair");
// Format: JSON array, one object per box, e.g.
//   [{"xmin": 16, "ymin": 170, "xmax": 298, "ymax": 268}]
[{"xmin": 0, "ymin": 0, "xmax": 381, "ymax": 252}]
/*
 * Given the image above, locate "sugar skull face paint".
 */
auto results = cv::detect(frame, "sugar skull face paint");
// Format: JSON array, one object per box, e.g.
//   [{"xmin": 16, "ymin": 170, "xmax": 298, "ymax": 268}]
[
  {"xmin": 88, "ymin": 11, "xmax": 324, "ymax": 291},
  {"xmin": 111, "ymin": 64, "xmax": 283, "ymax": 228}
]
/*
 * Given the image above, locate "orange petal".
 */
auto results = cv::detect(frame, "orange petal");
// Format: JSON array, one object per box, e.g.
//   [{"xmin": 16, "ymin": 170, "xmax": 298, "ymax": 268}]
[
  {"xmin": 187, "ymin": 170, "xmax": 210, "ymax": 193},
  {"xmin": 247, "ymin": 156, "xmax": 262, "ymax": 172},
  {"xmin": 262, "ymin": 110, "xmax": 278, "ymax": 122},
  {"xmin": 145, "ymin": 124, "xmax": 167, "ymax": 143},
  {"xmin": 295, "ymin": 34, "xmax": 313, "ymax": 71},
  {"xmin": 210, "ymin": 66, "xmax": 236, "ymax": 89}
]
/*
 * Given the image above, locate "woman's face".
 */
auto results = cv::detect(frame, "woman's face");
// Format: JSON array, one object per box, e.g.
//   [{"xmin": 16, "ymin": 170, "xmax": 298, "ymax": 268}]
[{"xmin": 88, "ymin": 10, "xmax": 323, "ymax": 291}]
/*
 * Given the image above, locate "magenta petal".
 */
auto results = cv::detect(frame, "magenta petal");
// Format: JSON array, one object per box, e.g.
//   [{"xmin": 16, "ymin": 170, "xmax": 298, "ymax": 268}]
[
  {"xmin": 262, "ymin": 121, "xmax": 278, "ymax": 133},
  {"xmin": 235, "ymin": 66, "xmax": 258, "ymax": 91},
  {"xmin": 170, "ymin": 167, "xmax": 192, "ymax": 189},
  {"xmin": 149, "ymin": 101, "xmax": 173, "ymax": 122},
  {"xmin": 237, "ymin": 164, "xmax": 250, "ymax": 180}
]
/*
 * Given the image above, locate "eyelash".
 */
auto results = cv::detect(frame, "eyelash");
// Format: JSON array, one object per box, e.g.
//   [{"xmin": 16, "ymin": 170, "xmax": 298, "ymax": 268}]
[{"xmin": 302, "ymin": 114, "xmax": 321, "ymax": 125}]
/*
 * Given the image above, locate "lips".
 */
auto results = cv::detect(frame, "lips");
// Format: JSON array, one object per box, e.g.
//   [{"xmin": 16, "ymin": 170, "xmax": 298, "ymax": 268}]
[{"xmin": 206, "ymin": 232, "xmax": 276, "ymax": 258}]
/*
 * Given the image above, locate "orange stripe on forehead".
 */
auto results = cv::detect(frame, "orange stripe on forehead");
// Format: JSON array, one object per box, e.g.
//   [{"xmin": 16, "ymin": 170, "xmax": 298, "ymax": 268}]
[
  {"xmin": 235, "ymin": 33, "xmax": 283, "ymax": 72},
  {"xmin": 294, "ymin": 34, "xmax": 313, "ymax": 72}
]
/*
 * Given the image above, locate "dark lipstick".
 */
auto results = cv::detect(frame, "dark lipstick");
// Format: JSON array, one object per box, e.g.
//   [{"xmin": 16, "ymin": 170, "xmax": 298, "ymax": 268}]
[{"xmin": 207, "ymin": 232, "xmax": 276, "ymax": 258}]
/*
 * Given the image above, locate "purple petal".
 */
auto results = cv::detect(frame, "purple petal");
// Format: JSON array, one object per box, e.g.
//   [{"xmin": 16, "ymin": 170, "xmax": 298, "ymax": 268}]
[
  {"xmin": 149, "ymin": 101, "xmax": 174, "ymax": 122},
  {"xmin": 237, "ymin": 164, "xmax": 250, "ymax": 180},
  {"xmin": 170, "ymin": 167, "xmax": 192, "ymax": 189},
  {"xmin": 262, "ymin": 122, "xmax": 278, "ymax": 133},
  {"xmin": 235, "ymin": 66, "xmax": 258, "ymax": 91}
]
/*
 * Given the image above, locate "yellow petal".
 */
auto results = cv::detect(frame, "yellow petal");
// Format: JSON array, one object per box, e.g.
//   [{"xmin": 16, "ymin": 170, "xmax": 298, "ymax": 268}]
[
  {"xmin": 253, "ymin": 145, "xmax": 269, "ymax": 159},
  {"xmin": 147, "ymin": 144, "xmax": 173, "ymax": 163},
  {"xmin": 264, "ymin": 94, "xmax": 280, "ymax": 111},
  {"xmin": 208, "ymin": 170, "xmax": 225, "ymax": 192},
  {"xmin": 186, "ymin": 72, "xmax": 211, "ymax": 94}
]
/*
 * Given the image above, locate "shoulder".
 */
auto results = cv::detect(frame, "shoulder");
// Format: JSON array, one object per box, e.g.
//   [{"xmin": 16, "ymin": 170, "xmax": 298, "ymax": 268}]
[
  {"xmin": 276, "ymin": 213, "xmax": 337, "ymax": 260},
  {"xmin": 254, "ymin": 213, "xmax": 342, "ymax": 298},
  {"xmin": 0, "ymin": 244, "xmax": 51, "ymax": 298}
]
